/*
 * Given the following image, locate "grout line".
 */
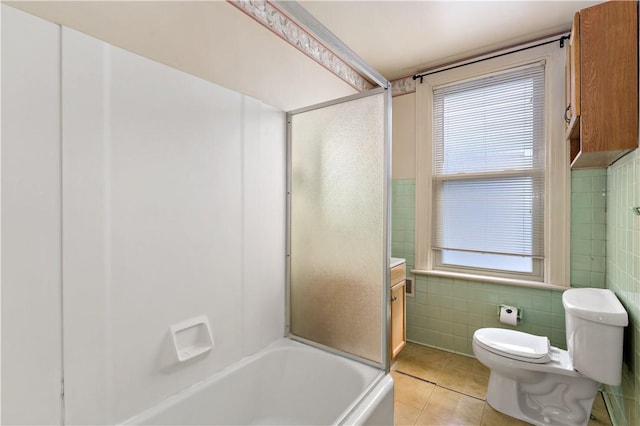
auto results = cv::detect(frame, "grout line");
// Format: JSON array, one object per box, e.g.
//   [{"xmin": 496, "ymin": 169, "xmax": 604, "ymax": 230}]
[
  {"xmin": 436, "ymin": 385, "xmax": 486, "ymax": 402},
  {"xmin": 394, "ymin": 369, "xmax": 486, "ymax": 402},
  {"xmin": 394, "ymin": 370, "xmax": 438, "ymax": 386}
]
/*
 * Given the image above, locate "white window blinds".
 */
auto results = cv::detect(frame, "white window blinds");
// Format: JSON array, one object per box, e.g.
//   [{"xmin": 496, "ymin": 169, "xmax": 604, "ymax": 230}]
[{"xmin": 432, "ymin": 62, "xmax": 545, "ymax": 277}]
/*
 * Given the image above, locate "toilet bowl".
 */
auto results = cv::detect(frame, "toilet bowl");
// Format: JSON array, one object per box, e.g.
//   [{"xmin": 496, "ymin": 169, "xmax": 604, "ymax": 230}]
[
  {"xmin": 473, "ymin": 330, "xmax": 599, "ymax": 425},
  {"xmin": 472, "ymin": 288, "xmax": 628, "ymax": 426}
]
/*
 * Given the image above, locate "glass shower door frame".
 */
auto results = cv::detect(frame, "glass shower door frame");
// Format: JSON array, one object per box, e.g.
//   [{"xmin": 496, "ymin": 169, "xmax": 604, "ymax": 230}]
[{"xmin": 286, "ymin": 87, "xmax": 392, "ymax": 372}]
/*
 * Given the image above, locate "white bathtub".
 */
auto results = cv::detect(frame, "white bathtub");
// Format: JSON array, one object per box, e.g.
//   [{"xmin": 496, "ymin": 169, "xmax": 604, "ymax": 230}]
[{"xmin": 122, "ymin": 339, "xmax": 394, "ymax": 425}]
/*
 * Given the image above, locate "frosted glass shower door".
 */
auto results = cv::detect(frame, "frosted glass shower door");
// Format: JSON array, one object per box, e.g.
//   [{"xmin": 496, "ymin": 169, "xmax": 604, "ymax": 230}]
[{"xmin": 288, "ymin": 89, "xmax": 389, "ymax": 365}]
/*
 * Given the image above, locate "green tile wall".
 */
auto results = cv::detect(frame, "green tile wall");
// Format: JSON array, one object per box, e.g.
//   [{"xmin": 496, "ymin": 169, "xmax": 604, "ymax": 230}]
[
  {"xmin": 571, "ymin": 169, "xmax": 608, "ymax": 288},
  {"xmin": 406, "ymin": 275, "xmax": 566, "ymax": 354},
  {"xmin": 391, "ymin": 179, "xmax": 415, "ymax": 270},
  {"xmin": 605, "ymin": 149, "xmax": 640, "ymax": 426}
]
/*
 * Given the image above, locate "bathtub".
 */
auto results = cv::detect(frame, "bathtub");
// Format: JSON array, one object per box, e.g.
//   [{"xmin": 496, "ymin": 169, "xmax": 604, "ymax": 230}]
[{"xmin": 122, "ymin": 339, "xmax": 394, "ymax": 425}]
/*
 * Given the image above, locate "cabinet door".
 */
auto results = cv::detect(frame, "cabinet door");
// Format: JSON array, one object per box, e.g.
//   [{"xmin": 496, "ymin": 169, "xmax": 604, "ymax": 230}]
[
  {"xmin": 566, "ymin": 10, "xmax": 581, "ymax": 161},
  {"xmin": 568, "ymin": 12, "xmax": 580, "ymax": 122},
  {"xmin": 390, "ymin": 283, "xmax": 406, "ymax": 359},
  {"xmin": 578, "ymin": 0, "xmax": 637, "ymax": 163}
]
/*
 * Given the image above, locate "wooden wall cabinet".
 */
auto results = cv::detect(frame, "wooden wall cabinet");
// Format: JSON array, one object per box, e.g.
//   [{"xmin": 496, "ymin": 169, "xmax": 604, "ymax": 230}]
[
  {"xmin": 565, "ymin": 13, "xmax": 580, "ymax": 135},
  {"xmin": 566, "ymin": 1, "xmax": 638, "ymax": 168},
  {"xmin": 390, "ymin": 262, "xmax": 406, "ymax": 359}
]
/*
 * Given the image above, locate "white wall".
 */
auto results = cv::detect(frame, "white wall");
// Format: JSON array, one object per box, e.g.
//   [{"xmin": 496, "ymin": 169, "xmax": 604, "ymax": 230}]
[
  {"xmin": 391, "ymin": 93, "xmax": 416, "ymax": 180},
  {"xmin": 2, "ymin": 6, "xmax": 286, "ymax": 424},
  {"xmin": 1, "ymin": 6, "xmax": 63, "ymax": 425}
]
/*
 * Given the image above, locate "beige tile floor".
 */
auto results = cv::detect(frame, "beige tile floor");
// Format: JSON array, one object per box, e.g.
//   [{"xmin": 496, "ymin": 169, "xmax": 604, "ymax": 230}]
[{"xmin": 392, "ymin": 342, "xmax": 613, "ymax": 426}]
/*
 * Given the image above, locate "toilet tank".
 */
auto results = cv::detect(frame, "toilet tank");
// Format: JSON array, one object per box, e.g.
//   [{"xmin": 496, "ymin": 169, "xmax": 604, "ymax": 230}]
[{"xmin": 563, "ymin": 288, "xmax": 628, "ymax": 386}]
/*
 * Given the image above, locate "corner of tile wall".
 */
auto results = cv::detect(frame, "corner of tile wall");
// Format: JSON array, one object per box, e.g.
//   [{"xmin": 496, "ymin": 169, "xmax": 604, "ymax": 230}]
[
  {"xmin": 570, "ymin": 168, "xmax": 608, "ymax": 288},
  {"xmin": 604, "ymin": 149, "xmax": 640, "ymax": 426}
]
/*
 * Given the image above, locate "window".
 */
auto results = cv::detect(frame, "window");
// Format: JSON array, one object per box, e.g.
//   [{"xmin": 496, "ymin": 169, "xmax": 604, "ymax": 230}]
[
  {"xmin": 415, "ymin": 42, "xmax": 569, "ymax": 287},
  {"xmin": 433, "ymin": 64, "xmax": 544, "ymax": 280}
]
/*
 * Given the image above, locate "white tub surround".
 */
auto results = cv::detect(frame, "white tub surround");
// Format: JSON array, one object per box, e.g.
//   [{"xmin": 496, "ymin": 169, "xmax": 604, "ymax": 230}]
[
  {"xmin": 60, "ymin": 26, "xmax": 286, "ymax": 423},
  {"xmin": 1, "ymin": 5, "xmax": 63, "ymax": 424},
  {"xmin": 122, "ymin": 339, "xmax": 393, "ymax": 426}
]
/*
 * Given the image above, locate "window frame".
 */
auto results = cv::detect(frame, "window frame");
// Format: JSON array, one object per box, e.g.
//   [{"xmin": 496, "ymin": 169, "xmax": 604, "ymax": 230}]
[{"xmin": 414, "ymin": 42, "xmax": 570, "ymax": 288}]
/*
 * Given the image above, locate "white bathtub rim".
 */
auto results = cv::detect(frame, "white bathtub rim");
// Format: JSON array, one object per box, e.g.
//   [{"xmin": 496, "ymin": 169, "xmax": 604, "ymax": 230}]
[
  {"xmin": 119, "ymin": 337, "xmax": 386, "ymax": 425},
  {"xmin": 339, "ymin": 373, "xmax": 393, "ymax": 426}
]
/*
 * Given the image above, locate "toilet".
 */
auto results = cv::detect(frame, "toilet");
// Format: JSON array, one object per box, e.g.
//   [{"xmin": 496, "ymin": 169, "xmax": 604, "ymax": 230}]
[{"xmin": 472, "ymin": 288, "xmax": 628, "ymax": 426}]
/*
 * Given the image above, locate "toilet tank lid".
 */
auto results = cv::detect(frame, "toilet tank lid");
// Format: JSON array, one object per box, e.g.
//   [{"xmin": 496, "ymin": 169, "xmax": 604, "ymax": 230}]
[{"xmin": 562, "ymin": 288, "xmax": 628, "ymax": 327}]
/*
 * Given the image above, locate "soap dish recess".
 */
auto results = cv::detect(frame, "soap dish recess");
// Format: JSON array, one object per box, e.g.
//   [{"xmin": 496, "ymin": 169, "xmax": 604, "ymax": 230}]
[{"xmin": 170, "ymin": 315, "xmax": 213, "ymax": 362}]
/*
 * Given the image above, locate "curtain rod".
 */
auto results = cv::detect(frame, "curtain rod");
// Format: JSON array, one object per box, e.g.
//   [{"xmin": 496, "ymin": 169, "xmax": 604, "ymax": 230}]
[{"xmin": 412, "ymin": 34, "xmax": 570, "ymax": 84}]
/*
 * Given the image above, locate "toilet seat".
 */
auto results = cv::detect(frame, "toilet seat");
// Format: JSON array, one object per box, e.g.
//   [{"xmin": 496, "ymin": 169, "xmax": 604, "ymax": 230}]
[{"xmin": 473, "ymin": 328, "xmax": 551, "ymax": 363}]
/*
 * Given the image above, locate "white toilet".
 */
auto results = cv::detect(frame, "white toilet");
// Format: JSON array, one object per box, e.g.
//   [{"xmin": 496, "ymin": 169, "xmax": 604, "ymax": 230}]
[{"xmin": 472, "ymin": 288, "xmax": 628, "ymax": 426}]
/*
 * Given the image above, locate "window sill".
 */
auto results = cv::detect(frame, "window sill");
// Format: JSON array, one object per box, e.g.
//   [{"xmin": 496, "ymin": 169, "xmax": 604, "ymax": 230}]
[{"xmin": 410, "ymin": 268, "xmax": 567, "ymax": 291}]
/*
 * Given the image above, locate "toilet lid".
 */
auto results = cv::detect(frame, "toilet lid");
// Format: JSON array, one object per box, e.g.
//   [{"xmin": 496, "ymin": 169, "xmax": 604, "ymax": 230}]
[{"xmin": 474, "ymin": 328, "xmax": 550, "ymax": 363}]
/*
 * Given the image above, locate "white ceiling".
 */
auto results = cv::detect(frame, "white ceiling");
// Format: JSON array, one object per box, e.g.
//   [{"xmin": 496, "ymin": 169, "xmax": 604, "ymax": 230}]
[
  {"xmin": 300, "ymin": 0, "xmax": 599, "ymax": 81},
  {"xmin": 7, "ymin": 1, "xmax": 601, "ymax": 110}
]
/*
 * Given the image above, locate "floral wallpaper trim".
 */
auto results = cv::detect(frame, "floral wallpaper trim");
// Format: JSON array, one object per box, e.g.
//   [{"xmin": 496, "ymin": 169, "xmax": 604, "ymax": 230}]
[
  {"xmin": 391, "ymin": 76, "xmax": 416, "ymax": 97},
  {"xmin": 230, "ymin": 0, "xmax": 374, "ymax": 93}
]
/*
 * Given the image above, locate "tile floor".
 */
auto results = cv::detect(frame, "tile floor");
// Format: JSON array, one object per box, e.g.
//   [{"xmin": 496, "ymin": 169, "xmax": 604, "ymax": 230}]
[{"xmin": 392, "ymin": 342, "xmax": 613, "ymax": 426}]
